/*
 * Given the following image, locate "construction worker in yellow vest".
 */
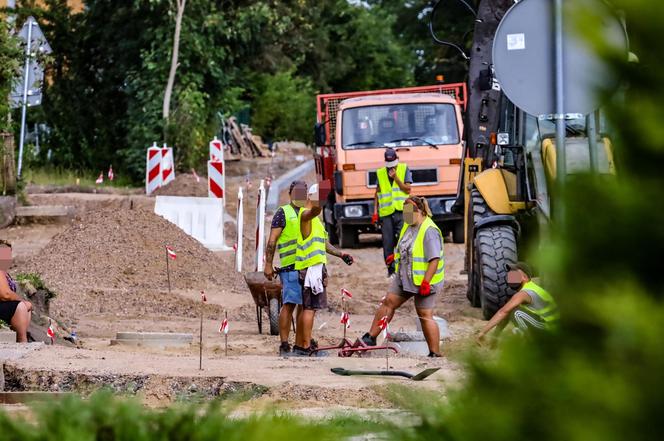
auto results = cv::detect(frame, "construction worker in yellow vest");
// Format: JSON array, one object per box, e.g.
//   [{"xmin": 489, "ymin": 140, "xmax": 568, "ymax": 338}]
[
  {"xmin": 264, "ymin": 180, "xmax": 308, "ymax": 356},
  {"xmin": 292, "ymin": 183, "xmax": 354, "ymax": 357},
  {"xmin": 476, "ymin": 262, "xmax": 559, "ymax": 346},
  {"xmin": 372, "ymin": 148, "xmax": 412, "ymax": 276},
  {"xmin": 362, "ymin": 196, "xmax": 445, "ymax": 357}
]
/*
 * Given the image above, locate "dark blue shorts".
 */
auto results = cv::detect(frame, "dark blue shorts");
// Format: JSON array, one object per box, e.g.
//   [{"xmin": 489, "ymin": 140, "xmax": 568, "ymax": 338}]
[{"xmin": 279, "ymin": 270, "xmax": 302, "ymax": 305}]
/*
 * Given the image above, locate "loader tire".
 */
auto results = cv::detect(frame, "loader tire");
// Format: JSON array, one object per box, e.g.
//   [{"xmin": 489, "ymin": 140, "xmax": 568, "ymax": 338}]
[
  {"xmin": 466, "ymin": 189, "xmax": 494, "ymax": 307},
  {"xmin": 475, "ymin": 225, "xmax": 518, "ymax": 320},
  {"xmin": 269, "ymin": 298, "xmax": 280, "ymax": 336}
]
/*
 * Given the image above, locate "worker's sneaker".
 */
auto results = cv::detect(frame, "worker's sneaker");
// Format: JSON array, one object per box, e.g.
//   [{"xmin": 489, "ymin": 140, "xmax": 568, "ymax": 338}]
[
  {"xmin": 291, "ymin": 345, "xmax": 329, "ymax": 357},
  {"xmin": 428, "ymin": 351, "xmax": 442, "ymax": 358},
  {"xmin": 310, "ymin": 339, "xmax": 319, "ymax": 351},
  {"xmin": 279, "ymin": 342, "xmax": 291, "ymax": 356},
  {"xmin": 360, "ymin": 332, "xmax": 377, "ymax": 347}
]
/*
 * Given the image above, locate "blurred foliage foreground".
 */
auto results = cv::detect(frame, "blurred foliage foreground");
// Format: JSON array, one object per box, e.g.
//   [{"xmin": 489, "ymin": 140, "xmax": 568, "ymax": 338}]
[{"xmin": 2, "ymin": 1, "xmax": 664, "ymax": 440}]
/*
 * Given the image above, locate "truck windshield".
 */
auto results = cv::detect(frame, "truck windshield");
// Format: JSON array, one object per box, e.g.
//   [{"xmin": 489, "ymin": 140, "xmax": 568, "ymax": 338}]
[{"xmin": 341, "ymin": 103, "xmax": 459, "ymax": 150}]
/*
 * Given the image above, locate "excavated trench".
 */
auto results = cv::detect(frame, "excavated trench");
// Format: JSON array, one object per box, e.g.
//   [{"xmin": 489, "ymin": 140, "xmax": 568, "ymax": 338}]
[{"xmin": 2, "ymin": 364, "xmax": 267, "ymax": 403}]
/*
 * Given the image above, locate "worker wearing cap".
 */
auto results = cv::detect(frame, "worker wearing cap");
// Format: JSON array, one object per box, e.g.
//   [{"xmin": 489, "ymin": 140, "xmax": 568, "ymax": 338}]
[
  {"xmin": 476, "ymin": 262, "xmax": 559, "ymax": 345},
  {"xmin": 372, "ymin": 148, "xmax": 413, "ymax": 276},
  {"xmin": 264, "ymin": 180, "xmax": 308, "ymax": 356},
  {"xmin": 293, "ymin": 183, "xmax": 354, "ymax": 357},
  {"xmin": 361, "ymin": 196, "xmax": 444, "ymax": 357}
]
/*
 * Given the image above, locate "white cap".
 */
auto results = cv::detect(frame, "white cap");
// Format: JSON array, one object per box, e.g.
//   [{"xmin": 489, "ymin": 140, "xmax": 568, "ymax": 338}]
[{"xmin": 308, "ymin": 183, "xmax": 319, "ymax": 196}]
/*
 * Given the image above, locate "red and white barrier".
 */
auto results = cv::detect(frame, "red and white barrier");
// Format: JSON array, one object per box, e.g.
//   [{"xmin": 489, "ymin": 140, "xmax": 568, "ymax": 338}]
[
  {"xmin": 236, "ymin": 187, "xmax": 244, "ymax": 273},
  {"xmin": 255, "ymin": 179, "xmax": 266, "ymax": 272},
  {"xmin": 210, "ymin": 136, "xmax": 224, "ymax": 162},
  {"xmin": 208, "ymin": 160, "xmax": 225, "ymax": 199},
  {"xmin": 146, "ymin": 143, "xmax": 162, "ymax": 195},
  {"xmin": 161, "ymin": 144, "xmax": 175, "ymax": 186}
]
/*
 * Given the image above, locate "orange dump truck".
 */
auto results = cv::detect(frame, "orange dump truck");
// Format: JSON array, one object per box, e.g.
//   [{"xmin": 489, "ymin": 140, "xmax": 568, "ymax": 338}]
[{"xmin": 314, "ymin": 83, "xmax": 467, "ymax": 248}]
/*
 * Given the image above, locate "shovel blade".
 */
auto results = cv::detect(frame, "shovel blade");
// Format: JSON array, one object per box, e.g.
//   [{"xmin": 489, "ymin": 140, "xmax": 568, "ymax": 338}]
[{"xmin": 410, "ymin": 368, "xmax": 441, "ymax": 381}]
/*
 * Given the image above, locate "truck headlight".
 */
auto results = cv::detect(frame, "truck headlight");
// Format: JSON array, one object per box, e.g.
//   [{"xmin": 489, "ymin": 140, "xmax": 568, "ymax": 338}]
[
  {"xmin": 344, "ymin": 206, "xmax": 364, "ymax": 218},
  {"xmin": 445, "ymin": 200, "xmax": 455, "ymax": 212}
]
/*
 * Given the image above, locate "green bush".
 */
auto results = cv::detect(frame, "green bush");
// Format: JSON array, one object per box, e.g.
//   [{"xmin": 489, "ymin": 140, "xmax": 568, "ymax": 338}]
[{"xmin": 0, "ymin": 391, "xmax": 380, "ymax": 441}]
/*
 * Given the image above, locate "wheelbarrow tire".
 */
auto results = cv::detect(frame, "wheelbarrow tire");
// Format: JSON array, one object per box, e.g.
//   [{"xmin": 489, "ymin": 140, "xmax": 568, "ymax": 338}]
[{"xmin": 269, "ymin": 298, "xmax": 280, "ymax": 336}]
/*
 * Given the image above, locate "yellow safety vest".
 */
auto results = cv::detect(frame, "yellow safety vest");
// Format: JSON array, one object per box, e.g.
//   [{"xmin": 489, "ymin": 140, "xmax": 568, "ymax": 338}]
[
  {"xmin": 516, "ymin": 281, "xmax": 559, "ymax": 330},
  {"xmin": 276, "ymin": 204, "xmax": 301, "ymax": 267},
  {"xmin": 294, "ymin": 210, "xmax": 327, "ymax": 270},
  {"xmin": 376, "ymin": 163, "xmax": 408, "ymax": 217},
  {"xmin": 394, "ymin": 217, "xmax": 445, "ymax": 286}
]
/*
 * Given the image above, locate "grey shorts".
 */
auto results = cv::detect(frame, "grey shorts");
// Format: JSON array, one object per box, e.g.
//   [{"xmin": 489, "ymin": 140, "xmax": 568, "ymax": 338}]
[
  {"xmin": 298, "ymin": 266, "xmax": 328, "ymax": 311},
  {"xmin": 389, "ymin": 277, "xmax": 438, "ymax": 309}
]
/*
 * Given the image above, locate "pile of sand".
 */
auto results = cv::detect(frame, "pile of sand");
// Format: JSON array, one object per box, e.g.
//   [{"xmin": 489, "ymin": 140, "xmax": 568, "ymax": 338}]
[
  {"xmin": 23, "ymin": 206, "xmax": 241, "ymax": 323},
  {"xmin": 153, "ymin": 173, "xmax": 208, "ymax": 197}
]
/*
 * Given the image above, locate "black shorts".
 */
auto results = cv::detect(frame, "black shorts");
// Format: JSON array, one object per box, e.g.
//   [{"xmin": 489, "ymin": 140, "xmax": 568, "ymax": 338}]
[
  {"xmin": 0, "ymin": 300, "xmax": 20, "ymax": 324},
  {"xmin": 298, "ymin": 266, "xmax": 328, "ymax": 311}
]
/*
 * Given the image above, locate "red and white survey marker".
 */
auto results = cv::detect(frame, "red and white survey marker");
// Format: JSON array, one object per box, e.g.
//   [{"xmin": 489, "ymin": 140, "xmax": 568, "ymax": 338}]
[
  {"xmin": 95, "ymin": 172, "xmax": 104, "ymax": 184},
  {"xmin": 341, "ymin": 288, "xmax": 352, "ymax": 299},
  {"xmin": 378, "ymin": 316, "xmax": 389, "ymax": 339},
  {"xmin": 46, "ymin": 323, "xmax": 55, "ymax": 343},
  {"xmin": 108, "ymin": 166, "xmax": 114, "ymax": 181},
  {"xmin": 219, "ymin": 318, "xmax": 229, "ymax": 334},
  {"xmin": 340, "ymin": 311, "xmax": 350, "ymax": 329},
  {"xmin": 166, "ymin": 246, "xmax": 177, "ymax": 260}
]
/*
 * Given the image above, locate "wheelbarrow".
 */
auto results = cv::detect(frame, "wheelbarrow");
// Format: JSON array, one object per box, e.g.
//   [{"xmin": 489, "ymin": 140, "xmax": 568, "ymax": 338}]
[{"xmin": 244, "ymin": 272, "xmax": 283, "ymax": 336}]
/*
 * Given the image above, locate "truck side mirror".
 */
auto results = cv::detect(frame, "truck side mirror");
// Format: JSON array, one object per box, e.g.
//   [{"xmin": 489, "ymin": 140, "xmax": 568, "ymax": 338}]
[{"xmin": 314, "ymin": 122, "xmax": 326, "ymax": 147}]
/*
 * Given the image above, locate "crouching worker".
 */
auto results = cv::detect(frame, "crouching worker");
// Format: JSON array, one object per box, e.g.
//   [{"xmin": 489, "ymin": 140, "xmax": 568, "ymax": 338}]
[
  {"xmin": 360, "ymin": 196, "xmax": 445, "ymax": 357},
  {"xmin": 476, "ymin": 262, "xmax": 559, "ymax": 345},
  {"xmin": 0, "ymin": 240, "xmax": 33, "ymax": 343},
  {"xmin": 264, "ymin": 180, "xmax": 308, "ymax": 356},
  {"xmin": 293, "ymin": 183, "xmax": 354, "ymax": 357}
]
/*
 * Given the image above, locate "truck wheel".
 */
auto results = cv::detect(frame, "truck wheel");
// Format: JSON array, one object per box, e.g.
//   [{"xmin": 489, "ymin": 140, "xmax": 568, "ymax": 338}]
[
  {"xmin": 268, "ymin": 298, "xmax": 280, "ymax": 336},
  {"xmin": 326, "ymin": 220, "xmax": 339, "ymax": 245},
  {"xmin": 475, "ymin": 225, "xmax": 518, "ymax": 320},
  {"xmin": 339, "ymin": 225, "xmax": 359, "ymax": 249},
  {"xmin": 452, "ymin": 220, "xmax": 465, "ymax": 244}
]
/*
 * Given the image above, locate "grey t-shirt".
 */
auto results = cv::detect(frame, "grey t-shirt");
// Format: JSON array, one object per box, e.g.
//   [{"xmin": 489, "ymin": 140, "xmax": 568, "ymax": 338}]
[{"xmin": 395, "ymin": 224, "xmax": 444, "ymax": 294}]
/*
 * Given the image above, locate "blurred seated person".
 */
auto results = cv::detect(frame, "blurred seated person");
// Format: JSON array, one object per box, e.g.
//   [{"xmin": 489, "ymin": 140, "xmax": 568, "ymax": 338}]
[{"xmin": 0, "ymin": 240, "xmax": 33, "ymax": 343}]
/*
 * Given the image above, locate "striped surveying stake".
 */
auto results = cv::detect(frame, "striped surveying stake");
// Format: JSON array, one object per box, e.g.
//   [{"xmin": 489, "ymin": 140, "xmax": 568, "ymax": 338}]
[
  {"xmin": 209, "ymin": 136, "xmax": 224, "ymax": 162},
  {"xmin": 146, "ymin": 142, "xmax": 162, "ymax": 195},
  {"xmin": 161, "ymin": 144, "xmax": 175, "ymax": 186},
  {"xmin": 236, "ymin": 187, "xmax": 244, "ymax": 272},
  {"xmin": 255, "ymin": 179, "xmax": 266, "ymax": 272}
]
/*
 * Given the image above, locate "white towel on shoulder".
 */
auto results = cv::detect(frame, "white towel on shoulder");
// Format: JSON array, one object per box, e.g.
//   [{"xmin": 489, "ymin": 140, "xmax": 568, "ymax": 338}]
[{"xmin": 304, "ymin": 263, "xmax": 325, "ymax": 295}]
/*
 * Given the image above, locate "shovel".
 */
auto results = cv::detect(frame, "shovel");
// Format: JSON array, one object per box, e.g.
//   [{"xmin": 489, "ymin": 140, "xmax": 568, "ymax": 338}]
[{"xmin": 331, "ymin": 367, "xmax": 440, "ymax": 381}]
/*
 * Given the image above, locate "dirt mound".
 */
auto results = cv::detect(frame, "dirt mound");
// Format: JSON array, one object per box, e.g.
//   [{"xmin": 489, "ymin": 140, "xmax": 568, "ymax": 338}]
[
  {"xmin": 23, "ymin": 207, "xmax": 240, "ymax": 322},
  {"xmin": 153, "ymin": 173, "xmax": 208, "ymax": 197}
]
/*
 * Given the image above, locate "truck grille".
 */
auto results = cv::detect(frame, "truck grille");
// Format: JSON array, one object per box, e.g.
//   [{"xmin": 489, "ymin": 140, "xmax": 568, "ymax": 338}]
[{"xmin": 367, "ymin": 168, "xmax": 438, "ymax": 187}]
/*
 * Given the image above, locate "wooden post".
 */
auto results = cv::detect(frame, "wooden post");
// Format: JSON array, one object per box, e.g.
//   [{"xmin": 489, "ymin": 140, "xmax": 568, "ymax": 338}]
[
  {"xmin": 1, "ymin": 133, "xmax": 16, "ymax": 196},
  {"xmin": 165, "ymin": 248, "xmax": 171, "ymax": 295}
]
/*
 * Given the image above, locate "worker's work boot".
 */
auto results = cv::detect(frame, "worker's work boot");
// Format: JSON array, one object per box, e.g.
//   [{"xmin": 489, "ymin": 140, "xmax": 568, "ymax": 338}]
[
  {"xmin": 279, "ymin": 342, "xmax": 291, "ymax": 356},
  {"xmin": 428, "ymin": 351, "xmax": 442, "ymax": 358},
  {"xmin": 360, "ymin": 332, "xmax": 377, "ymax": 347}
]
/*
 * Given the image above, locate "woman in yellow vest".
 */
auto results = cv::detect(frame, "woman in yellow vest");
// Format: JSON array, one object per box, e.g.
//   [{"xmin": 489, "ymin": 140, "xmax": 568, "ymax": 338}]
[
  {"xmin": 476, "ymin": 262, "xmax": 559, "ymax": 345},
  {"xmin": 362, "ymin": 196, "xmax": 445, "ymax": 357}
]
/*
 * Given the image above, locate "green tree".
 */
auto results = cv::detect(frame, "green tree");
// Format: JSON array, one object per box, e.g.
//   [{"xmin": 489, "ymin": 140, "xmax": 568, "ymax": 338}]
[{"xmin": 251, "ymin": 70, "xmax": 315, "ymax": 142}]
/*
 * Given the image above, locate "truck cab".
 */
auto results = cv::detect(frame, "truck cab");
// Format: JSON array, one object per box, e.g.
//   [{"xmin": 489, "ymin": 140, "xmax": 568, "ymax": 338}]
[{"xmin": 314, "ymin": 84, "xmax": 467, "ymax": 248}]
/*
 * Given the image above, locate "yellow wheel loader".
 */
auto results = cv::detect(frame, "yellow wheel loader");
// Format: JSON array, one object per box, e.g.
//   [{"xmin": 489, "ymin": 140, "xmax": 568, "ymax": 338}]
[{"xmin": 430, "ymin": 0, "xmax": 620, "ymax": 319}]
